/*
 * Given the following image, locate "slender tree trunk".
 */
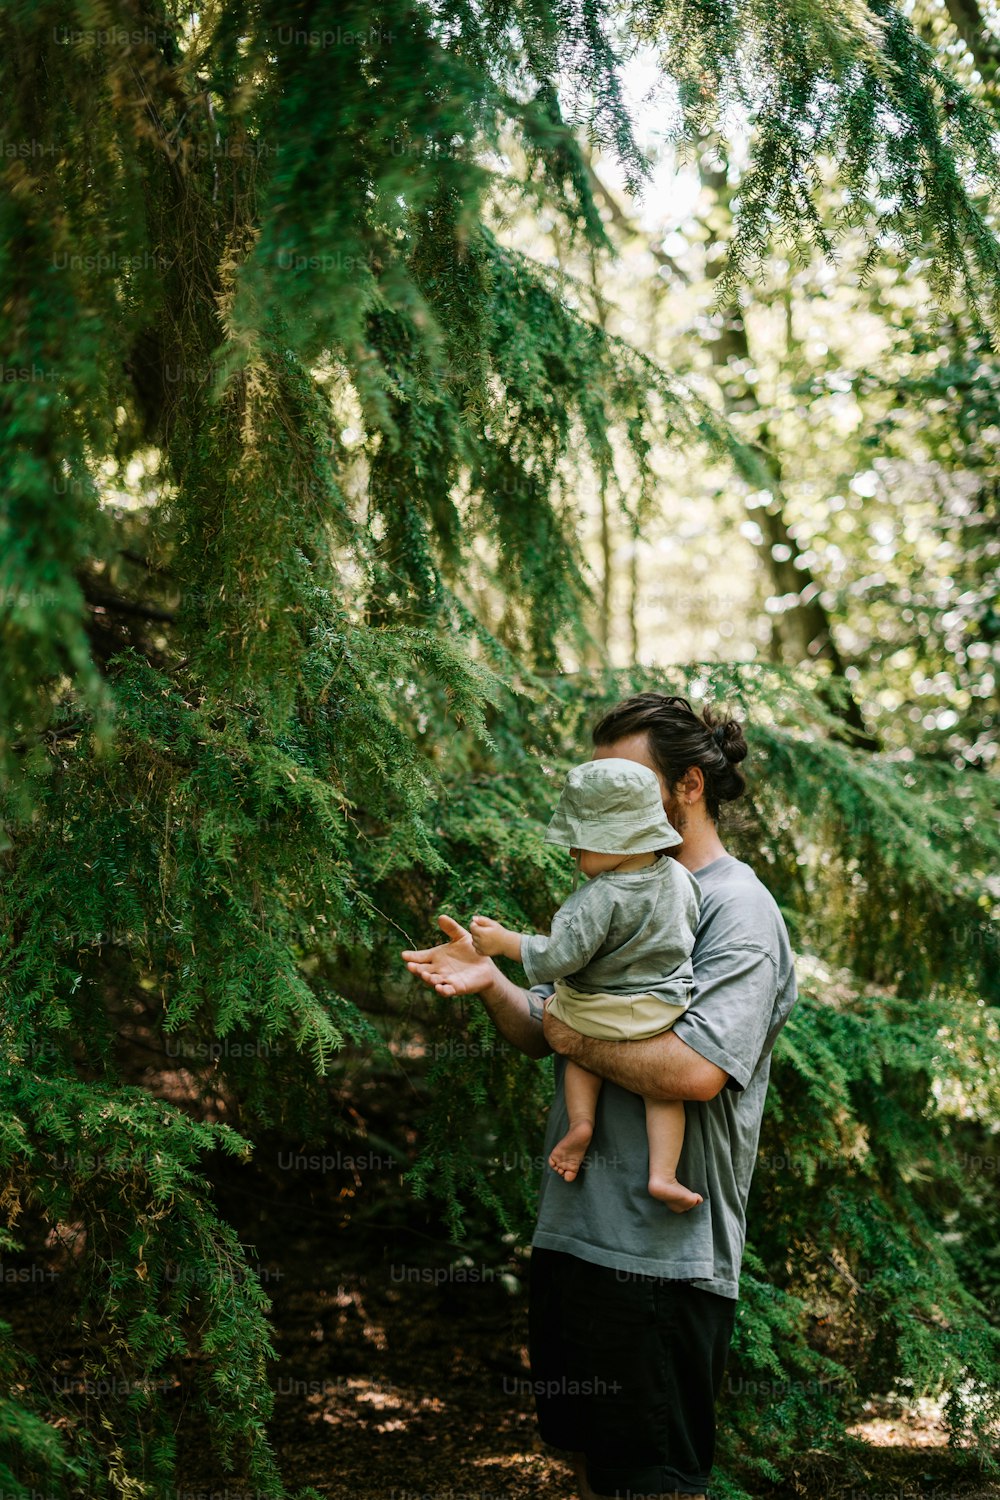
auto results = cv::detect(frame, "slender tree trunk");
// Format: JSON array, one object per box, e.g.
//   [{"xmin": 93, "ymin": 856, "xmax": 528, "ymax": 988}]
[
  {"xmin": 628, "ymin": 540, "xmax": 639, "ymax": 666},
  {"xmin": 698, "ymin": 156, "xmax": 875, "ymax": 743},
  {"xmin": 588, "ymin": 238, "xmax": 615, "ymax": 662},
  {"xmin": 942, "ymin": 0, "xmax": 1000, "ymax": 82}
]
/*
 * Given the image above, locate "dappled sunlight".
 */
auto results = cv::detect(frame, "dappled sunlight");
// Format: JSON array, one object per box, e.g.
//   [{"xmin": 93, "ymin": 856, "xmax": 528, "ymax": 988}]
[{"xmin": 847, "ymin": 1394, "xmax": 951, "ymax": 1448}]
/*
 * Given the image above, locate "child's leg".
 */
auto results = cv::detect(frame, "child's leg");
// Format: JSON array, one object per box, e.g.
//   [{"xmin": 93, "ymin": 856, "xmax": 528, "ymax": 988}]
[
  {"xmin": 549, "ymin": 1061, "xmax": 602, "ymax": 1183},
  {"xmin": 645, "ymin": 1098, "xmax": 704, "ymax": 1213}
]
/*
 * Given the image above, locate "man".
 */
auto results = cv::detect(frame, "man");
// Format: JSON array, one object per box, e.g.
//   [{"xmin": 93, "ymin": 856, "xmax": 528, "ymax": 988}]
[{"xmin": 401, "ymin": 692, "xmax": 798, "ymax": 1500}]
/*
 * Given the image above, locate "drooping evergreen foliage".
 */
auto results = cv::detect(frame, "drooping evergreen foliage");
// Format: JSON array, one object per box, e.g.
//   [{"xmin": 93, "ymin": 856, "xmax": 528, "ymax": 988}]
[{"xmin": 1, "ymin": 0, "xmax": 999, "ymax": 1495}]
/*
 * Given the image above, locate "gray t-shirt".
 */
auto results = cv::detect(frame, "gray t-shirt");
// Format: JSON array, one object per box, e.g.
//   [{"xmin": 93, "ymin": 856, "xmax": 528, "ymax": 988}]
[
  {"xmin": 520, "ymin": 856, "xmax": 702, "ymax": 1003},
  {"xmin": 527, "ymin": 853, "xmax": 798, "ymax": 1299}
]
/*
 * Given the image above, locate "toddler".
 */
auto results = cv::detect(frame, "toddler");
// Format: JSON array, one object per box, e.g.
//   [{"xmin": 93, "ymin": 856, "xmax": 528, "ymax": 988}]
[{"xmin": 471, "ymin": 757, "xmax": 704, "ymax": 1212}]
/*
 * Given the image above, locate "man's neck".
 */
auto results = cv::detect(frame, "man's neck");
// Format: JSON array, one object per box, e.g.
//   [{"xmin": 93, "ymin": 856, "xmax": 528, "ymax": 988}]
[{"xmin": 671, "ymin": 817, "xmax": 728, "ymax": 875}]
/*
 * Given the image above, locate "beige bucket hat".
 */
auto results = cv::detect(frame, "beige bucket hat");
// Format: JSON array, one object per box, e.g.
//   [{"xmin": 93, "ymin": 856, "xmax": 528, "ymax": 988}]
[{"xmin": 544, "ymin": 757, "xmax": 683, "ymax": 855}]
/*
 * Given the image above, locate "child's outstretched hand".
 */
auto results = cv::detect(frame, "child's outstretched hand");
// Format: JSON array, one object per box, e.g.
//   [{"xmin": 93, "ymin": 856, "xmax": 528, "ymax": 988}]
[{"xmin": 470, "ymin": 914, "xmax": 514, "ymax": 958}]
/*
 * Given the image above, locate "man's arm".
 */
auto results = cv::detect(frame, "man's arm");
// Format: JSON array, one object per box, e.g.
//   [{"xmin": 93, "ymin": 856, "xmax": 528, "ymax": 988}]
[
  {"xmin": 543, "ymin": 942, "xmax": 782, "ymax": 1102},
  {"xmin": 402, "ymin": 914, "xmax": 551, "ymax": 1061},
  {"xmin": 479, "ymin": 966, "xmax": 552, "ymax": 1060},
  {"xmin": 542, "ymin": 1010, "xmax": 727, "ymax": 1102}
]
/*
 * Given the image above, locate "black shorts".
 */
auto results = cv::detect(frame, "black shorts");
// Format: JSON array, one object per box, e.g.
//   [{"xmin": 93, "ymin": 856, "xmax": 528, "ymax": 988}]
[{"xmin": 528, "ymin": 1247, "xmax": 737, "ymax": 1498}]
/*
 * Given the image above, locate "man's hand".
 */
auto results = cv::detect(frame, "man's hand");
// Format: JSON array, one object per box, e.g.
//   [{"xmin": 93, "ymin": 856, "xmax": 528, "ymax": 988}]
[
  {"xmin": 402, "ymin": 914, "xmax": 549, "ymax": 1059},
  {"xmin": 401, "ymin": 914, "xmax": 501, "ymax": 997}
]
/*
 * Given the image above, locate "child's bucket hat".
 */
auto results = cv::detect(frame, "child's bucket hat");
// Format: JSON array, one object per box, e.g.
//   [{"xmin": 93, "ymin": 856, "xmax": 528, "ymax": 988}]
[{"xmin": 544, "ymin": 757, "xmax": 683, "ymax": 855}]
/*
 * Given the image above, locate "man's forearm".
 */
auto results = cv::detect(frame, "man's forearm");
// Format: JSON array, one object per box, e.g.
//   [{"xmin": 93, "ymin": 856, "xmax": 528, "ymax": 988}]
[
  {"xmin": 479, "ymin": 969, "xmax": 551, "ymax": 1060},
  {"xmin": 562, "ymin": 1028, "xmax": 727, "ymax": 1102}
]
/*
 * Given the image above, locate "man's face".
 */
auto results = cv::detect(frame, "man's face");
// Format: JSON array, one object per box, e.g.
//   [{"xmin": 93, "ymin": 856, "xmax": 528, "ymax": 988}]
[{"xmin": 591, "ymin": 731, "xmax": 688, "ymax": 836}]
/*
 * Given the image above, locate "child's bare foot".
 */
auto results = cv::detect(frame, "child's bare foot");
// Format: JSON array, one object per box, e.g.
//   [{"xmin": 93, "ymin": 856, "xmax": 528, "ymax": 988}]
[
  {"xmin": 648, "ymin": 1174, "xmax": 704, "ymax": 1212},
  {"xmin": 549, "ymin": 1121, "xmax": 594, "ymax": 1182}
]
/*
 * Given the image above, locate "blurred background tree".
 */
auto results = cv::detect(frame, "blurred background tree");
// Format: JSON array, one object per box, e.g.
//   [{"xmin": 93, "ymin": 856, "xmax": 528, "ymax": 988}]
[{"xmin": 1, "ymin": 0, "xmax": 998, "ymax": 1497}]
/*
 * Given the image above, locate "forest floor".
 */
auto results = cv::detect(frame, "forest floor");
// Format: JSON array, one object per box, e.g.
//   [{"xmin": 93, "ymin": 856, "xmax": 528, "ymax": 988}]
[
  {"xmin": 4, "ymin": 1063, "xmax": 998, "ymax": 1500},
  {"xmin": 174, "ymin": 1064, "xmax": 999, "ymax": 1500},
  {"xmin": 199, "ymin": 1185, "xmax": 1000, "ymax": 1500}
]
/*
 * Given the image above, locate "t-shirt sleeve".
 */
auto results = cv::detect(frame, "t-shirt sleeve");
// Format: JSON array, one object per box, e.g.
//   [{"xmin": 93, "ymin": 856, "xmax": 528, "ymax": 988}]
[
  {"xmin": 670, "ymin": 944, "xmax": 777, "ymax": 1093},
  {"xmin": 520, "ymin": 885, "xmax": 614, "ymax": 988},
  {"xmin": 525, "ymin": 982, "xmax": 555, "ymax": 1023}
]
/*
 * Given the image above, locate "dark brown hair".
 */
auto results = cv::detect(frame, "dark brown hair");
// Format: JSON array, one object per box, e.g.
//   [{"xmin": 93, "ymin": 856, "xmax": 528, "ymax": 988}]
[{"xmin": 591, "ymin": 692, "xmax": 748, "ymax": 822}]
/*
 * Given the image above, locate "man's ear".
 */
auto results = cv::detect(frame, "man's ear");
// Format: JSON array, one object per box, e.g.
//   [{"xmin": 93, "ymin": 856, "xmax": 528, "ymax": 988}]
[{"xmin": 677, "ymin": 766, "xmax": 705, "ymax": 803}]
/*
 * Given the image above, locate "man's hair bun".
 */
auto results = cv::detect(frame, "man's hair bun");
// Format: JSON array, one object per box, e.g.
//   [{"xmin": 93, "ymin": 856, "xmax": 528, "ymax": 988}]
[
  {"xmin": 701, "ymin": 707, "xmax": 747, "ymax": 802},
  {"xmin": 711, "ymin": 717, "xmax": 748, "ymax": 766}
]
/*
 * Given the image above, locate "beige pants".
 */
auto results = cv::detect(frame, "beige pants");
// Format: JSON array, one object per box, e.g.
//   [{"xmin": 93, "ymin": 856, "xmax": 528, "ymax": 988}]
[{"xmin": 547, "ymin": 976, "xmax": 691, "ymax": 1042}]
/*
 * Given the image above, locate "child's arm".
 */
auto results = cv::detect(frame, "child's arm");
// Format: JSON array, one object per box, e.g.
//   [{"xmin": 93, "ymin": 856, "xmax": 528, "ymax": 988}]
[
  {"xmin": 471, "ymin": 885, "xmax": 613, "ymax": 984},
  {"xmin": 517, "ymin": 884, "xmax": 613, "ymax": 986},
  {"xmin": 469, "ymin": 915, "xmax": 523, "ymax": 962}
]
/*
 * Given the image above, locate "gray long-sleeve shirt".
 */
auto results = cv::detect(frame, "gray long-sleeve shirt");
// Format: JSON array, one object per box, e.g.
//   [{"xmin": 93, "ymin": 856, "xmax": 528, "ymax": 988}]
[{"xmin": 519, "ymin": 855, "xmax": 702, "ymax": 1001}]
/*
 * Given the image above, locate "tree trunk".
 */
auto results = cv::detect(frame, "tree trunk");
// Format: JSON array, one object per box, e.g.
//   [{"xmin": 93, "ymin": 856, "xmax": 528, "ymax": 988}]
[
  {"xmin": 942, "ymin": 0, "xmax": 1000, "ymax": 82},
  {"xmin": 698, "ymin": 157, "xmax": 875, "ymax": 743},
  {"xmin": 588, "ymin": 238, "xmax": 615, "ymax": 662}
]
